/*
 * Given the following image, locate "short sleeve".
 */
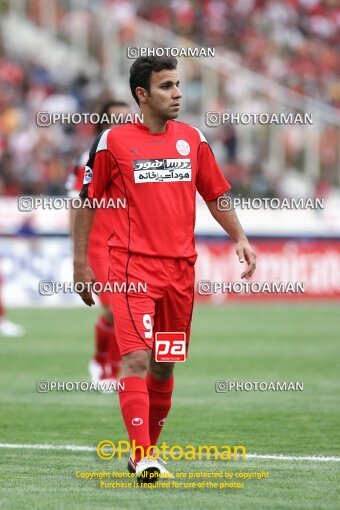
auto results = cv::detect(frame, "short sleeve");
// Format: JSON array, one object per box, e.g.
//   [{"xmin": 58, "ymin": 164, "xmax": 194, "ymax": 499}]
[
  {"xmin": 80, "ymin": 130, "xmax": 115, "ymax": 201},
  {"xmin": 196, "ymin": 142, "xmax": 231, "ymax": 201}
]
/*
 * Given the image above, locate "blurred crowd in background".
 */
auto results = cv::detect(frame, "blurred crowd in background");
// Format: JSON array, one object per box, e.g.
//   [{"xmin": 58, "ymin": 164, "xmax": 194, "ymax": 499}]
[
  {"xmin": 0, "ymin": 51, "xmax": 109, "ymax": 196},
  {"xmin": 0, "ymin": 0, "xmax": 339, "ymax": 198},
  {"xmin": 140, "ymin": 0, "xmax": 339, "ymax": 106}
]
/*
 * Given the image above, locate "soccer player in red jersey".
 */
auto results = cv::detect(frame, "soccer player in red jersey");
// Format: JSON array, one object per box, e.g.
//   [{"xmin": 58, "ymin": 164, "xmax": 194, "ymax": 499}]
[
  {"xmin": 67, "ymin": 100, "xmax": 129, "ymax": 384},
  {"xmin": 73, "ymin": 57, "xmax": 256, "ymax": 482}
]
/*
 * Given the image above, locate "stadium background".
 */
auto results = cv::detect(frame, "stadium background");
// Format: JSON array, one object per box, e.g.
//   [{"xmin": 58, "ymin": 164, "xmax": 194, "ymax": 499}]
[{"xmin": 0, "ymin": 1, "xmax": 339, "ymax": 509}]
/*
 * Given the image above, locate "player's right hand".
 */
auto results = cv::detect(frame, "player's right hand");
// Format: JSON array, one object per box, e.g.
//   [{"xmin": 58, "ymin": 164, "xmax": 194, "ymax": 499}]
[{"xmin": 73, "ymin": 264, "xmax": 96, "ymax": 306}]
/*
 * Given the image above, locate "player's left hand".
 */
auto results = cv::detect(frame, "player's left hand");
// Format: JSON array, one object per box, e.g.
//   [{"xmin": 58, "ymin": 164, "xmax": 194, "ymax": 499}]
[
  {"xmin": 73, "ymin": 264, "xmax": 96, "ymax": 306},
  {"xmin": 236, "ymin": 240, "xmax": 256, "ymax": 279}
]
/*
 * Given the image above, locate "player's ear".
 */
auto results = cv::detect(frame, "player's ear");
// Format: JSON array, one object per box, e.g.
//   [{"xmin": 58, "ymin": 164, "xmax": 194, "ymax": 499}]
[{"xmin": 136, "ymin": 87, "xmax": 148, "ymax": 104}]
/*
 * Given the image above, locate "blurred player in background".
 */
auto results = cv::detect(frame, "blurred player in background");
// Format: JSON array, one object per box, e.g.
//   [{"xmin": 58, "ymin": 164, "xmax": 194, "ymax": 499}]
[
  {"xmin": 73, "ymin": 56, "xmax": 256, "ymax": 483},
  {"xmin": 67, "ymin": 100, "xmax": 130, "ymax": 383},
  {"xmin": 0, "ymin": 278, "xmax": 25, "ymax": 336}
]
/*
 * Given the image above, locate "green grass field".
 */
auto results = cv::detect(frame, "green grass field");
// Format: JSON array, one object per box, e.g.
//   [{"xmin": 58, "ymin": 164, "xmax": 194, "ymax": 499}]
[{"xmin": 0, "ymin": 304, "xmax": 339, "ymax": 510}]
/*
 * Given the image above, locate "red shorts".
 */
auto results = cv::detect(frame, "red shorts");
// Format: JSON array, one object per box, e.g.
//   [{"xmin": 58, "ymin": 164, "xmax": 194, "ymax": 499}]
[
  {"xmin": 88, "ymin": 246, "xmax": 110, "ymax": 307},
  {"xmin": 108, "ymin": 250, "xmax": 195, "ymax": 356}
]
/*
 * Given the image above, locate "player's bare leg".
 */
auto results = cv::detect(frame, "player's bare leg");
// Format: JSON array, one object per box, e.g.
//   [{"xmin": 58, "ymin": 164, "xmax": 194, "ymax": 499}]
[
  {"xmin": 120, "ymin": 349, "xmax": 150, "ymax": 378},
  {"xmin": 148, "ymin": 357, "xmax": 174, "ymax": 380}
]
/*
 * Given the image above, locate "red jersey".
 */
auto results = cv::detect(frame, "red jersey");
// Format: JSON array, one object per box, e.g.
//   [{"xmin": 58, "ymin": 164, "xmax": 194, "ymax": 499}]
[
  {"xmin": 66, "ymin": 151, "xmax": 89, "ymax": 196},
  {"xmin": 66, "ymin": 150, "xmax": 112, "ymax": 250},
  {"xmin": 81, "ymin": 120, "xmax": 231, "ymax": 259}
]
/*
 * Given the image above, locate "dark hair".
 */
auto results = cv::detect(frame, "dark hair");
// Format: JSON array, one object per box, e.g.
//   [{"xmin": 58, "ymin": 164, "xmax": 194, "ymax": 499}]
[
  {"xmin": 96, "ymin": 100, "xmax": 129, "ymax": 133},
  {"xmin": 129, "ymin": 56, "xmax": 177, "ymax": 105}
]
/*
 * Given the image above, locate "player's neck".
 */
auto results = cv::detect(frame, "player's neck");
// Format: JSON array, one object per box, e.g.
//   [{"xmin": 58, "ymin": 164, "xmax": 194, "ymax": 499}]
[{"xmin": 140, "ymin": 112, "xmax": 168, "ymax": 134}]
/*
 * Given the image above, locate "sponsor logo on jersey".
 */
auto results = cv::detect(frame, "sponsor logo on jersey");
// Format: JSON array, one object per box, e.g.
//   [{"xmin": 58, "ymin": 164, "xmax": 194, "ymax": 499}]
[
  {"xmin": 133, "ymin": 158, "xmax": 191, "ymax": 183},
  {"xmin": 176, "ymin": 139, "xmax": 190, "ymax": 156},
  {"xmin": 83, "ymin": 166, "xmax": 93, "ymax": 184}
]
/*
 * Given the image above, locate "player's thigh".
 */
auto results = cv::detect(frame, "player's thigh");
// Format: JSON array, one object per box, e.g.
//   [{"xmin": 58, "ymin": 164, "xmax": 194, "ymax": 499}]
[
  {"xmin": 155, "ymin": 259, "xmax": 195, "ymax": 334},
  {"xmin": 109, "ymin": 291, "xmax": 158, "ymax": 356},
  {"xmin": 109, "ymin": 250, "xmax": 178, "ymax": 356},
  {"xmin": 108, "ymin": 250, "xmax": 163, "ymax": 356},
  {"xmin": 153, "ymin": 259, "xmax": 195, "ymax": 360}
]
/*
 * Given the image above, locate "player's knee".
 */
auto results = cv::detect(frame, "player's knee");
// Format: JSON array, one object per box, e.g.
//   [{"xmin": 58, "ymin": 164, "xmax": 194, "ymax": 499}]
[
  {"xmin": 121, "ymin": 349, "xmax": 150, "ymax": 376},
  {"xmin": 149, "ymin": 360, "xmax": 174, "ymax": 380}
]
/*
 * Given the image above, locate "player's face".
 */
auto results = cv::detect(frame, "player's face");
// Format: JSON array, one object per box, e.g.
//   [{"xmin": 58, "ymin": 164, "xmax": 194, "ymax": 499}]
[{"xmin": 146, "ymin": 69, "xmax": 182, "ymax": 120}]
